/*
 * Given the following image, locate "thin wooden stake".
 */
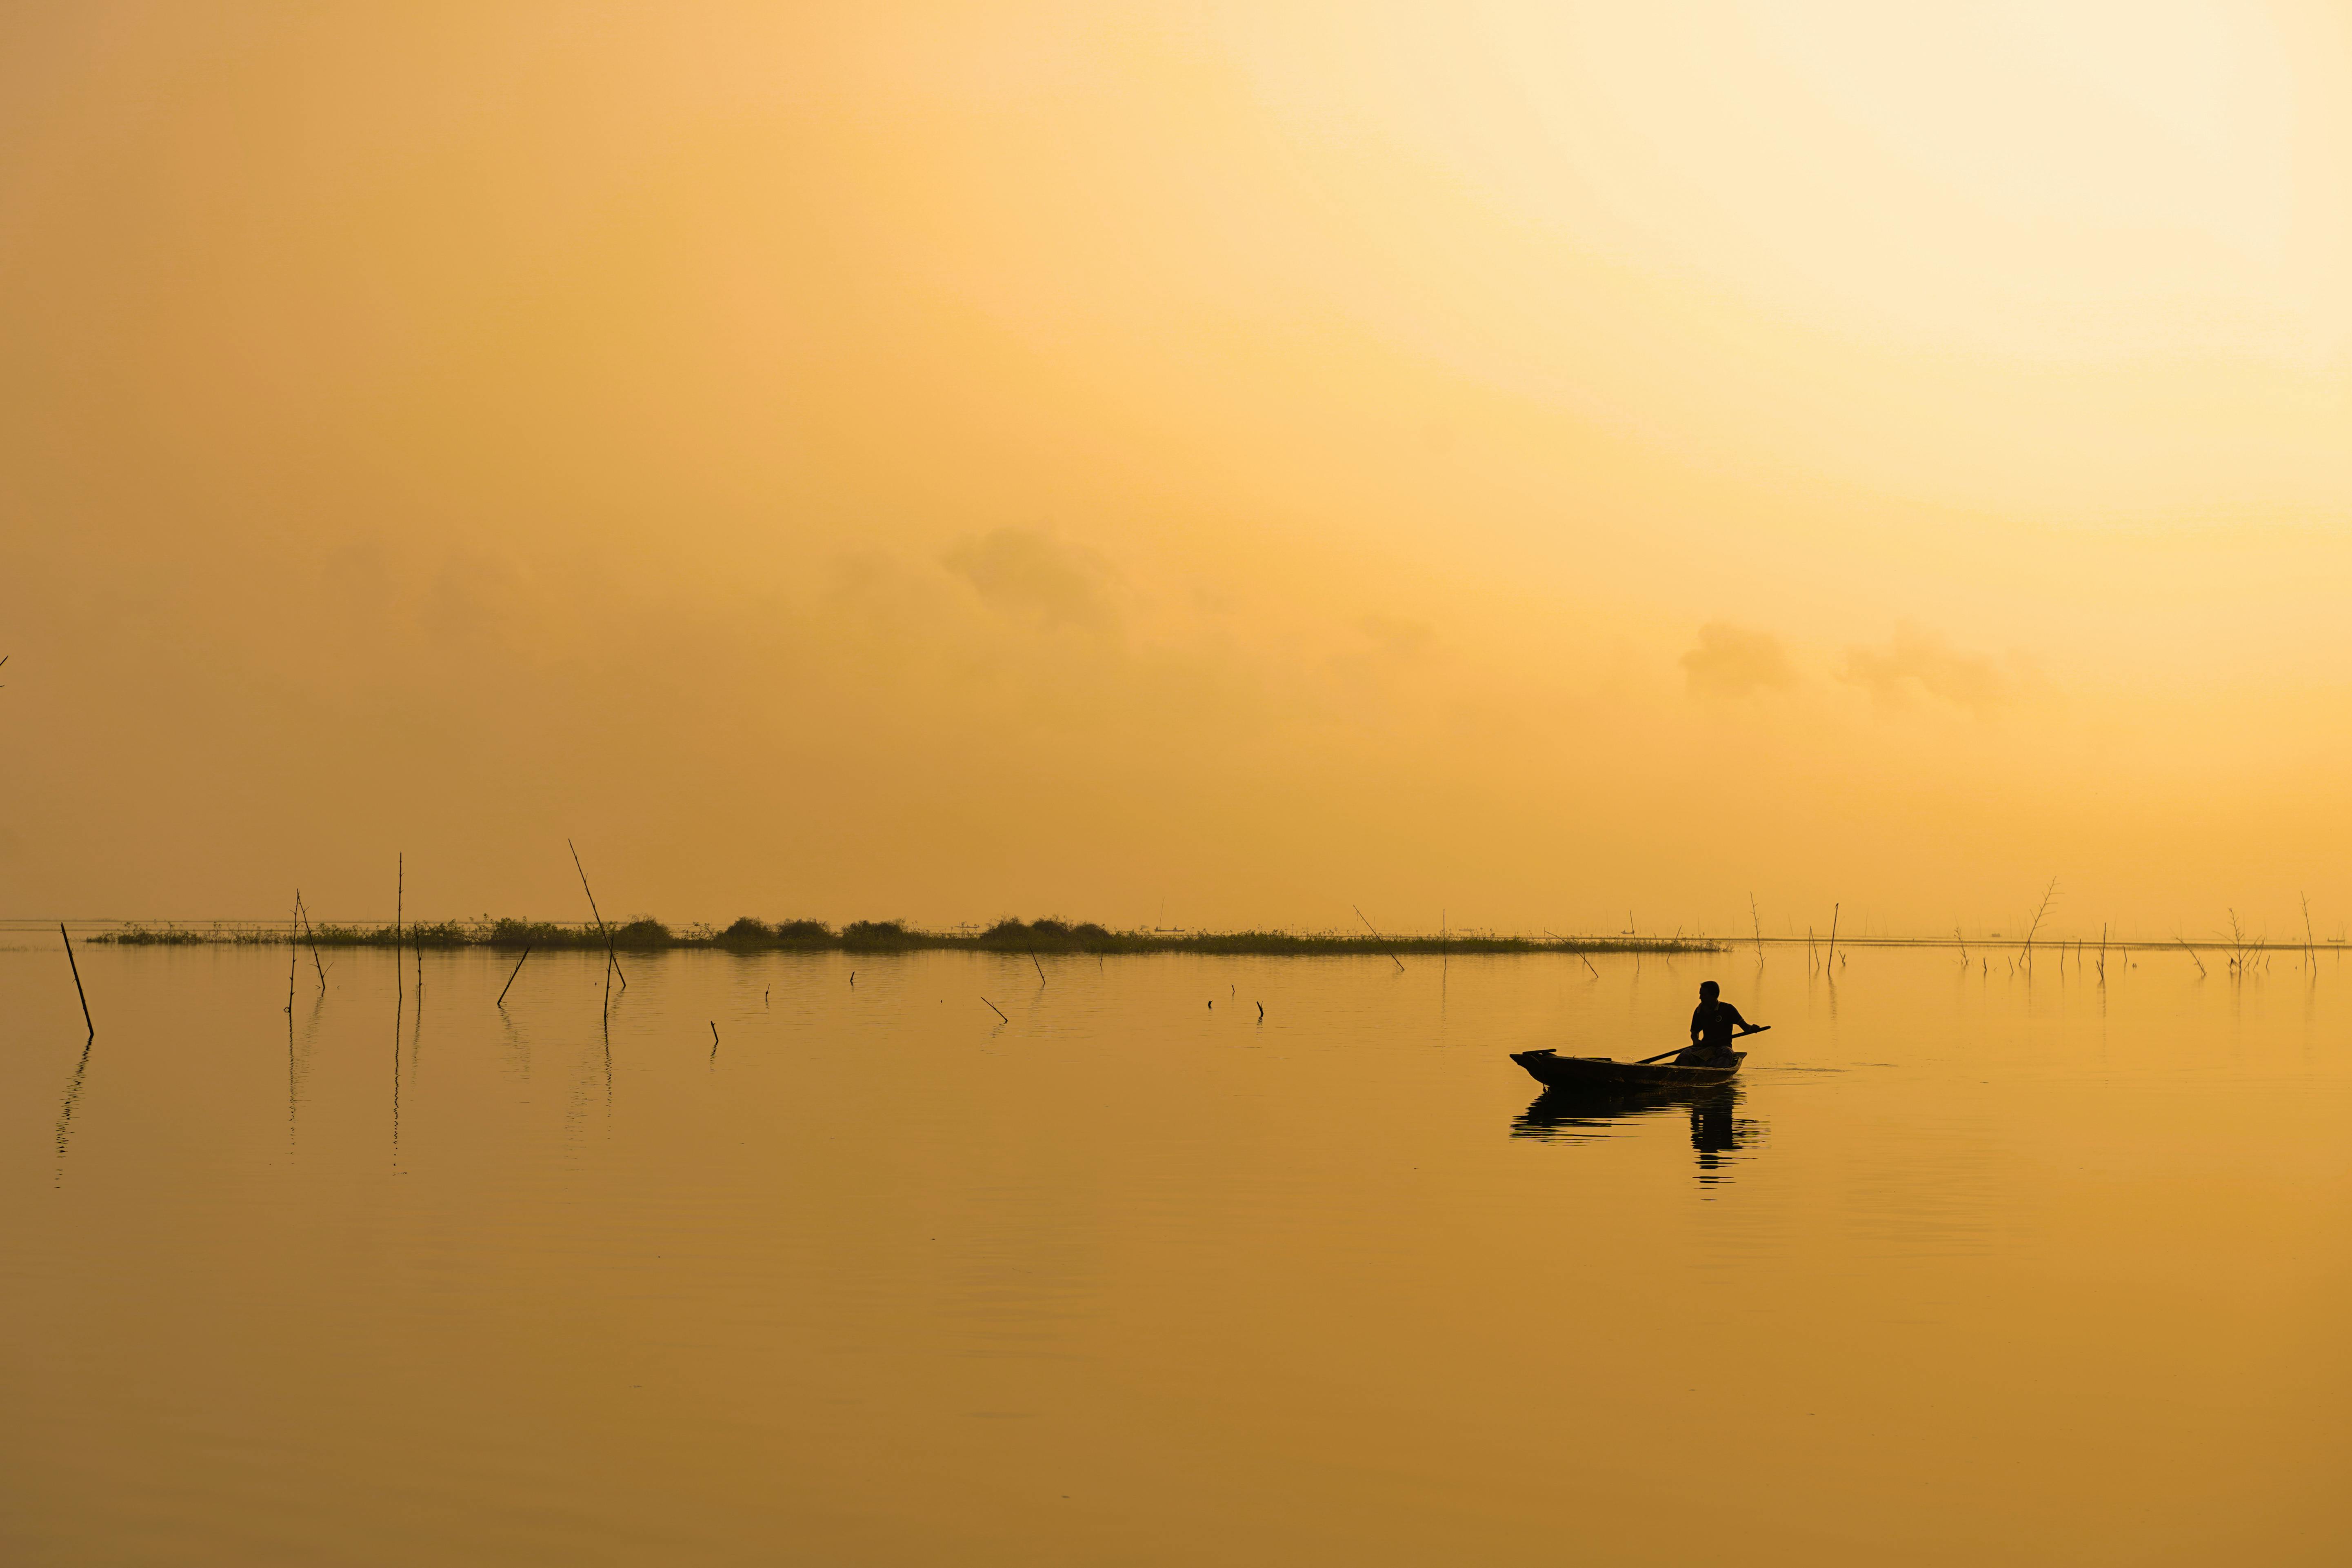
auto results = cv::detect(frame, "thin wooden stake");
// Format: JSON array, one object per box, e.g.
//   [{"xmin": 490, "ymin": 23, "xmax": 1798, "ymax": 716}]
[
  {"xmin": 567, "ymin": 838, "xmax": 626, "ymax": 992},
  {"xmin": 1543, "ymin": 930, "xmax": 1599, "ymax": 977},
  {"xmin": 497, "ymin": 945, "xmax": 533, "ymax": 1006},
  {"xmin": 982, "ymin": 996, "xmax": 1009, "ymax": 1023},
  {"xmin": 1032, "ymin": 953, "xmax": 1047, "ymax": 986},
  {"xmin": 1825, "ymin": 904, "xmax": 1839, "ymax": 973},
  {"xmin": 297, "ymin": 890, "xmax": 328, "ymax": 991},
  {"xmin": 60, "ymin": 923, "xmax": 93, "ymax": 1037},
  {"xmin": 1353, "ymin": 905, "xmax": 1406, "ymax": 972}
]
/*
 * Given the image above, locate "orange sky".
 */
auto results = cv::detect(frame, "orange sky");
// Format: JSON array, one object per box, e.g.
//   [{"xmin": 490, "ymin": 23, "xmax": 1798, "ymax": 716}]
[{"xmin": 5, "ymin": 2, "xmax": 2352, "ymax": 940}]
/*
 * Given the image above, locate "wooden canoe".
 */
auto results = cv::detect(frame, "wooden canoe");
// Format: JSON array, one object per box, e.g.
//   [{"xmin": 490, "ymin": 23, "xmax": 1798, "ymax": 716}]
[{"xmin": 1510, "ymin": 1048, "xmax": 1744, "ymax": 1090}]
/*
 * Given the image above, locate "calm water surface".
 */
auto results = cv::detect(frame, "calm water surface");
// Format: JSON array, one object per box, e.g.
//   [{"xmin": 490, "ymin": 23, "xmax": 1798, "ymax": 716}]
[{"xmin": 4, "ymin": 943, "xmax": 2349, "ymax": 1564}]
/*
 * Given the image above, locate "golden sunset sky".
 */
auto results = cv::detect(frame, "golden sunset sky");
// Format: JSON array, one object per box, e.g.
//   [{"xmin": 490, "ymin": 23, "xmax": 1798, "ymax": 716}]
[{"xmin": 5, "ymin": 2, "xmax": 2350, "ymax": 939}]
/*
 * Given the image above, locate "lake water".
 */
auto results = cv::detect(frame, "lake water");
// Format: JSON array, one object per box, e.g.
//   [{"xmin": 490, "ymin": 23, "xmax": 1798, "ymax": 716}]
[{"xmin": 4, "ymin": 940, "xmax": 2348, "ymax": 1564}]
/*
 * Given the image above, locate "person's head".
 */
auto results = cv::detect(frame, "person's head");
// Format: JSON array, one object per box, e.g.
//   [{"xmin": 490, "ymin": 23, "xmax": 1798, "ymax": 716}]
[{"xmin": 1699, "ymin": 980, "xmax": 1719, "ymax": 1000}]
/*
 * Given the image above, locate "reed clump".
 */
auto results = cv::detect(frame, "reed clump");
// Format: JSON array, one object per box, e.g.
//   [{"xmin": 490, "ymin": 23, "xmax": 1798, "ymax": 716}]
[
  {"xmin": 296, "ymin": 919, "xmax": 473, "ymax": 947},
  {"xmin": 92, "ymin": 924, "xmax": 210, "ymax": 945}
]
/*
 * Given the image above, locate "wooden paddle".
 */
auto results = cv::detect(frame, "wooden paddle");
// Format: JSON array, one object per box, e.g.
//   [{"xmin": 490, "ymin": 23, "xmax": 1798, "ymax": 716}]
[{"xmin": 1630, "ymin": 1025, "xmax": 1769, "ymax": 1066}]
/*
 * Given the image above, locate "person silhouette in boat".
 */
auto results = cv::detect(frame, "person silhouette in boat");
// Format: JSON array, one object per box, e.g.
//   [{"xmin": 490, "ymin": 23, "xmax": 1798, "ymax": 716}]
[{"xmin": 1677, "ymin": 980, "xmax": 1761, "ymax": 1067}]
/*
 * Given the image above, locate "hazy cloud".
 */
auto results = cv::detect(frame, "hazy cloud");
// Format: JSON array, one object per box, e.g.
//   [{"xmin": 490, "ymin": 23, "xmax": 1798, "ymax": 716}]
[
  {"xmin": 1842, "ymin": 624, "xmax": 2008, "ymax": 715},
  {"xmin": 1680, "ymin": 622, "xmax": 1796, "ymax": 698},
  {"xmin": 943, "ymin": 527, "xmax": 1116, "ymax": 632}
]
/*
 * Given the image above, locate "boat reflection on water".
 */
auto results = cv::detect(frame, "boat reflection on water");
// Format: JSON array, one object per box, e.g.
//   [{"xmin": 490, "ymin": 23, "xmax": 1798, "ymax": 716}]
[{"xmin": 1511, "ymin": 1082, "xmax": 1764, "ymax": 1182}]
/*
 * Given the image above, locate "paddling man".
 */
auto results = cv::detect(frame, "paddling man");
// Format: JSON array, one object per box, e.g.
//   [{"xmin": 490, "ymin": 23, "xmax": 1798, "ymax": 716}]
[{"xmin": 1677, "ymin": 980, "xmax": 1760, "ymax": 1067}]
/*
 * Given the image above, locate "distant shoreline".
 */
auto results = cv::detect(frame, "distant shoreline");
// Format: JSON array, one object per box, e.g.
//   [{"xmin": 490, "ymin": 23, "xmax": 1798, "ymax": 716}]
[
  {"xmin": 83, "ymin": 916, "xmax": 1723, "ymax": 957},
  {"xmin": 59, "ymin": 919, "xmax": 2343, "ymax": 956}
]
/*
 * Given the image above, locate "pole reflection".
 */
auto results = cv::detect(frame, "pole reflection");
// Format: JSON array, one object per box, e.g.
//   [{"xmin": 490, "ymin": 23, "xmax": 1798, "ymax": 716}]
[{"xmin": 52, "ymin": 1036, "xmax": 95, "ymax": 1185}]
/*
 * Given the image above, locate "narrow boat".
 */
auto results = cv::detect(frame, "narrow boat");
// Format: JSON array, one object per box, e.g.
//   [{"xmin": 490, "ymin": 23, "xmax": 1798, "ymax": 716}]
[{"xmin": 1510, "ymin": 1047, "xmax": 1744, "ymax": 1090}]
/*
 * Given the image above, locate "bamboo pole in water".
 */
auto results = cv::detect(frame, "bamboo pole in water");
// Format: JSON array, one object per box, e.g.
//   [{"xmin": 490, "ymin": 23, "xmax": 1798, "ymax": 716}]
[
  {"xmin": 1353, "ymin": 905, "xmax": 1406, "ymax": 973},
  {"xmin": 567, "ymin": 838, "xmax": 625, "ymax": 993},
  {"xmin": 393, "ymin": 852, "xmax": 404, "ymax": 1010},
  {"xmin": 60, "ymin": 923, "xmax": 93, "ymax": 1037},
  {"xmin": 497, "ymin": 945, "xmax": 533, "ymax": 1007},
  {"xmin": 296, "ymin": 890, "xmax": 328, "ymax": 991},
  {"xmin": 1541, "ymin": 931, "xmax": 1599, "ymax": 977}
]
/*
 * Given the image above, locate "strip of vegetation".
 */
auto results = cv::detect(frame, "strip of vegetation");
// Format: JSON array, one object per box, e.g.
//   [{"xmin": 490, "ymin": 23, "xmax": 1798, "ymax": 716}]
[
  {"xmin": 87, "ymin": 924, "xmax": 212, "ymax": 945},
  {"xmin": 91, "ymin": 915, "xmax": 1719, "ymax": 955}
]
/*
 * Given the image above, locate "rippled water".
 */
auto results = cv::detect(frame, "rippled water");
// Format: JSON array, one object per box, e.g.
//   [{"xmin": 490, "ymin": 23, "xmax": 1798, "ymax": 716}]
[{"xmin": 4, "ymin": 941, "xmax": 2349, "ymax": 1564}]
